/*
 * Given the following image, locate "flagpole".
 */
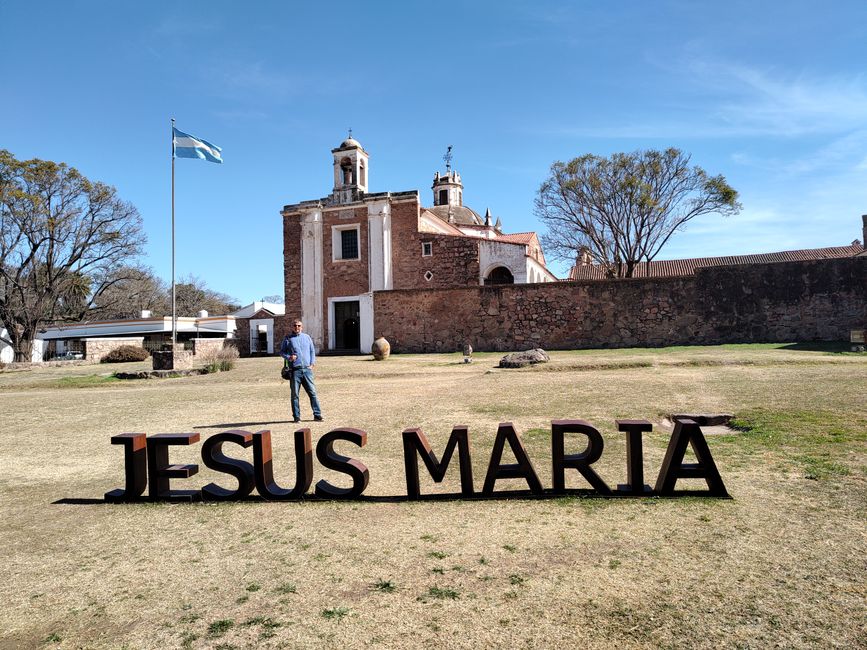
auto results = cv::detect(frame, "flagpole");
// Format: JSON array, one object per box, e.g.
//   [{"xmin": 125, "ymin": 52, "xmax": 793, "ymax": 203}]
[{"xmin": 171, "ymin": 117, "xmax": 176, "ymax": 347}]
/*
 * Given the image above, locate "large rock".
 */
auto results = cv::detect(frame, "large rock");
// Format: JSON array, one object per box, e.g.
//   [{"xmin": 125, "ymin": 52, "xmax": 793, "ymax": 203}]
[{"xmin": 498, "ymin": 348, "xmax": 550, "ymax": 368}]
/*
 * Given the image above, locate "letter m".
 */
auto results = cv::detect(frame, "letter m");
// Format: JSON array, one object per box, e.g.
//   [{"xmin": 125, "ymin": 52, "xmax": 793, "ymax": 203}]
[{"xmin": 402, "ymin": 427, "xmax": 474, "ymax": 498}]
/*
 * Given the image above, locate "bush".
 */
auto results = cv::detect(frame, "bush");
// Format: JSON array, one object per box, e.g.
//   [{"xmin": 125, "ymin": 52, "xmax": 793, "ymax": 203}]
[
  {"xmin": 101, "ymin": 345, "xmax": 150, "ymax": 363},
  {"xmin": 201, "ymin": 345, "xmax": 239, "ymax": 373}
]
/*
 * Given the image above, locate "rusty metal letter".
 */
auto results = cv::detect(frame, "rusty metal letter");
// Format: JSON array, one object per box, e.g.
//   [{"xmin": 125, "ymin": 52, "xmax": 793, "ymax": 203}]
[
  {"xmin": 252, "ymin": 429, "xmax": 313, "ymax": 500},
  {"xmin": 105, "ymin": 433, "xmax": 147, "ymax": 502},
  {"xmin": 201, "ymin": 430, "xmax": 255, "ymax": 500},
  {"xmin": 402, "ymin": 426, "xmax": 474, "ymax": 499},
  {"xmin": 615, "ymin": 419, "xmax": 653, "ymax": 494},
  {"xmin": 314, "ymin": 428, "xmax": 369, "ymax": 498},
  {"xmin": 482, "ymin": 423, "xmax": 543, "ymax": 495},
  {"xmin": 654, "ymin": 419, "xmax": 729, "ymax": 497},
  {"xmin": 146, "ymin": 433, "xmax": 201, "ymax": 501},
  {"xmin": 551, "ymin": 420, "xmax": 611, "ymax": 495}
]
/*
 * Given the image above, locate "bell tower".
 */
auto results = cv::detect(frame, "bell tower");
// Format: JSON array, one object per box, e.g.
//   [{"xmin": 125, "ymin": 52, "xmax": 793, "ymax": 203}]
[
  {"xmin": 331, "ymin": 131, "xmax": 369, "ymax": 204},
  {"xmin": 432, "ymin": 145, "xmax": 463, "ymax": 208}
]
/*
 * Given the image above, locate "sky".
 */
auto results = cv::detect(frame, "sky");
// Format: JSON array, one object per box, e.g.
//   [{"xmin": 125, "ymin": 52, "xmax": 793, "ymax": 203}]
[{"xmin": 2, "ymin": 1, "xmax": 866, "ymax": 303}]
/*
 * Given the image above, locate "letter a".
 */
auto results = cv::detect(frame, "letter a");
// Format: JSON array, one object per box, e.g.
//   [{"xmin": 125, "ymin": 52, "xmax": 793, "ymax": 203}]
[
  {"xmin": 482, "ymin": 423, "xmax": 543, "ymax": 495},
  {"xmin": 654, "ymin": 419, "xmax": 729, "ymax": 497}
]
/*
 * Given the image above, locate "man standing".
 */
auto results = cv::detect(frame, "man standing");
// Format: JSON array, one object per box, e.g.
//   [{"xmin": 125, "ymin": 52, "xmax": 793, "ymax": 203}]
[{"xmin": 280, "ymin": 319, "xmax": 323, "ymax": 423}]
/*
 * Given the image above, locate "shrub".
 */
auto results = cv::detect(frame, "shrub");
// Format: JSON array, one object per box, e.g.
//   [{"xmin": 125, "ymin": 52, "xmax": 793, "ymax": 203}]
[
  {"xmin": 101, "ymin": 345, "xmax": 150, "ymax": 363},
  {"xmin": 201, "ymin": 345, "xmax": 239, "ymax": 373}
]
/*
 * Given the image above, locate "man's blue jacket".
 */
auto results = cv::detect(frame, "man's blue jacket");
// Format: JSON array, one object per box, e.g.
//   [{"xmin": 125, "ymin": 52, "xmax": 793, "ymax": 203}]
[{"xmin": 280, "ymin": 332, "xmax": 316, "ymax": 368}]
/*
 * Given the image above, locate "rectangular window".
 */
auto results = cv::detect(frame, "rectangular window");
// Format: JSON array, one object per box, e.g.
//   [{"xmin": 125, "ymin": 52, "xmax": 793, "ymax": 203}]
[
  {"xmin": 341, "ymin": 229, "xmax": 359, "ymax": 260},
  {"xmin": 422, "ymin": 241, "xmax": 432, "ymax": 257}
]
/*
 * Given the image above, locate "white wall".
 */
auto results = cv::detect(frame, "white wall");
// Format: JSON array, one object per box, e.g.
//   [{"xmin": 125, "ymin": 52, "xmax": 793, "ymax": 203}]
[
  {"xmin": 0, "ymin": 328, "xmax": 13, "ymax": 363},
  {"xmin": 479, "ymin": 240, "xmax": 527, "ymax": 284},
  {"xmin": 1, "ymin": 328, "xmax": 45, "ymax": 363}
]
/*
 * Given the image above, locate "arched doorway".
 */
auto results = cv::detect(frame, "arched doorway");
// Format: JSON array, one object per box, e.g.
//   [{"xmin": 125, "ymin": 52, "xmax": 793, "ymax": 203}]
[{"xmin": 484, "ymin": 266, "xmax": 514, "ymax": 286}]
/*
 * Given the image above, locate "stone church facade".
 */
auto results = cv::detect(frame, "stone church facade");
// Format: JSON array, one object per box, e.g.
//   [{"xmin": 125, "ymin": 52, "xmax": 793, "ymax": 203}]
[{"xmin": 281, "ymin": 136, "xmax": 556, "ymax": 352}]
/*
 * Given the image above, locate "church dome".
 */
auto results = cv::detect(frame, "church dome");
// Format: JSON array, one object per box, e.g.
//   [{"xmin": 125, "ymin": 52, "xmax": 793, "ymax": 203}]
[
  {"xmin": 339, "ymin": 137, "xmax": 362, "ymax": 149},
  {"xmin": 427, "ymin": 204, "xmax": 484, "ymax": 226}
]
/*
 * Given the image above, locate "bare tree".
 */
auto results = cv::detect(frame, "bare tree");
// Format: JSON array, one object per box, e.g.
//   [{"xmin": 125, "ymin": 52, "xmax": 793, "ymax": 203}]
[
  {"xmin": 0, "ymin": 150, "xmax": 145, "ymax": 360},
  {"xmin": 173, "ymin": 275, "xmax": 240, "ymax": 316},
  {"xmin": 89, "ymin": 266, "xmax": 168, "ymax": 319},
  {"xmin": 535, "ymin": 148, "xmax": 741, "ymax": 278}
]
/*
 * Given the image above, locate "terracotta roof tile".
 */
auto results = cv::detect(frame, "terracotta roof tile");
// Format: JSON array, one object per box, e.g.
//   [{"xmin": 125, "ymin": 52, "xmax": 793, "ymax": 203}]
[{"xmin": 568, "ymin": 244, "xmax": 864, "ymax": 280}]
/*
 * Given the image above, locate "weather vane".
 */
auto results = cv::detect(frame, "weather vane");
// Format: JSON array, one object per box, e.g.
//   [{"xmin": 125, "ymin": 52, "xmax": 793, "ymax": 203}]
[{"xmin": 443, "ymin": 145, "xmax": 453, "ymax": 172}]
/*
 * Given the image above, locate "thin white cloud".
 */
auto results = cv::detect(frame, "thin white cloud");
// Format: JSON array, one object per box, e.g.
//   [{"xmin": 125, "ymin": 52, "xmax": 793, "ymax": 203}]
[
  {"xmin": 534, "ymin": 56, "xmax": 867, "ymax": 140},
  {"xmin": 698, "ymin": 63, "xmax": 867, "ymax": 137}
]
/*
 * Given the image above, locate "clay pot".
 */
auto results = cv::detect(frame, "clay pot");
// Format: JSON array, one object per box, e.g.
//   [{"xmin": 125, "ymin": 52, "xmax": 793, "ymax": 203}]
[{"xmin": 371, "ymin": 337, "xmax": 391, "ymax": 361}]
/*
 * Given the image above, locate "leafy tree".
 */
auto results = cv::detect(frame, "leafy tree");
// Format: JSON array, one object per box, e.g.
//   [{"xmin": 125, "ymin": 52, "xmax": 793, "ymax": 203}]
[
  {"xmin": 261, "ymin": 294, "xmax": 284, "ymax": 304},
  {"xmin": 534, "ymin": 148, "xmax": 741, "ymax": 278},
  {"xmin": 0, "ymin": 150, "xmax": 145, "ymax": 360}
]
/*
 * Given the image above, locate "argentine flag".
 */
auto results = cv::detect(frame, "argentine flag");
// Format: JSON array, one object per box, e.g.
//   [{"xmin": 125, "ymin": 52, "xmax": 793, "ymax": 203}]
[{"xmin": 173, "ymin": 127, "xmax": 223, "ymax": 163}]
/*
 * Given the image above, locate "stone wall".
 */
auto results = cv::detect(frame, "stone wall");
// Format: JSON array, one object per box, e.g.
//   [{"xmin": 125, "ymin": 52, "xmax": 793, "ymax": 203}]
[
  {"xmin": 374, "ymin": 258, "xmax": 867, "ymax": 352},
  {"xmin": 191, "ymin": 338, "xmax": 231, "ymax": 357},
  {"xmin": 82, "ymin": 337, "xmax": 145, "ymax": 363},
  {"xmin": 391, "ymin": 199, "xmax": 481, "ymax": 290}
]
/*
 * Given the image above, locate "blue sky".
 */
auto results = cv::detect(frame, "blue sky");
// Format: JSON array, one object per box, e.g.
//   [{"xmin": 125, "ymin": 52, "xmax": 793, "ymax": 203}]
[{"xmin": 2, "ymin": 1, "xmax": 865, "ymax": 303}]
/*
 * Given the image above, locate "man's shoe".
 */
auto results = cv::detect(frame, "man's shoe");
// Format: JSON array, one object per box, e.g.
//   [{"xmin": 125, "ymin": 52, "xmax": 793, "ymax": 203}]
[
  {"xmin": 314, "ymin": 415, "xmax": 324, "ymax": 422},
  {"xmin": 293, "ymin": 418, "xmax": 301, "ymax": 424}
]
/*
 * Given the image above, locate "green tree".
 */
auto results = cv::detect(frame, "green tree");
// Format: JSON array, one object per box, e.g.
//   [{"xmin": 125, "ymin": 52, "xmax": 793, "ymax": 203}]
[
  {"xmin": 534, "ymin": 148, "xmax": 741, "ymax": 278},
  {"xmin": 0, "ymin": 150, "xmax": 145, "ymax": 360}
]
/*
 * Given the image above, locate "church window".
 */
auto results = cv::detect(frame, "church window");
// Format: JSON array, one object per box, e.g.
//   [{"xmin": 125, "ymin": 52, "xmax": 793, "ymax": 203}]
[
  {"xmin": 438, "ymin": 189, "xmax": 448, "ymax": 206},
  {"xmin": 359, "ymin": 161, "xmax": 366, "ymax": 187},
  {"xmin": 424, "ymin": 270, "xmax": 434, "ymax": 282},
  {"xmin": 421, "ymin": 242, "xmax": 432, "ymax": 257},
  {"xmin": 341, "ymin": 229, "xmax": 359, "ymax": 259},
  {"xmin": 332, "ymin": 224, "xmax": 361, "ymax": 261}
]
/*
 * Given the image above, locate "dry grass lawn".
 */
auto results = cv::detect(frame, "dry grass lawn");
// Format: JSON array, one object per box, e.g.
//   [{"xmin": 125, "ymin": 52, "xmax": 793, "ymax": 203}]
[{"xmin": 0, "ymin": 343, "xmax": 865, "ymax": 649}]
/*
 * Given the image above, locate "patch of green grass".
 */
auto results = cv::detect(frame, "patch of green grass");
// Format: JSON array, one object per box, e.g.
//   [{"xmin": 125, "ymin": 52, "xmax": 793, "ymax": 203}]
[
  {"xmin": 509, "ymin": 574, "xmax": 525, "ymax": 585},
  {"xmin": 799, "ymin": 454, "xmax": 851, "ymax": 480},
  {"xmin": 426, "ymin": 586, "xmax": 460, "ymax": 600},
  {"xmin": 371, "ymin": 579, "xmax": 396, "ymax": 593},
  {"xmin": 608, "ymin": 559, "xmax": 621, "ymax": 570},
  {"xmin": 245, "ymin": 583, "xmax": 260, "ymax": 592},
  {"xmin": 44, "ymin": 633, "xmax": 62, "ymax": 643},
  {"xmin": 722, "ymin": 409, "xmax": 865, "ymax": 479},
  {"xmin": 54, "ymin": 374, "xmax": 120, "ymax": 388},
  {"xmin": 321, "ymin": 607, "xmax": 351, "ymax": 621},
  {"xmin": 207, "ymin": 619, "xmax": 234, "ymax": 638},
  {"xmin": 427, "ymin": 550, "xmax": 448, "ymax": 559},
  {"xmin": 502, "ymin": 544, "xmax": 517, "ymax": 552},
  {"xmin": 420, "ymin": 534, "xmax": 438, "ymax": 542},
  {"xmin": 180, "ymin": 632, "xmax": 197, "ymax": 649},
  {"xmin": 431, "ymin": 567, "xmax": 445, "ymax": 575},
  {"xmin": 274, "ymin": 582, "xmax": 297, "ymax": 594}
]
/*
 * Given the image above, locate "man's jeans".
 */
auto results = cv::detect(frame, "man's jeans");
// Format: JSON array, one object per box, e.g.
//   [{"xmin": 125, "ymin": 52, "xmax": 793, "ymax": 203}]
[{"xmin": 290, "ymin": 367, "xmax": 322, "ymax": 420}]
